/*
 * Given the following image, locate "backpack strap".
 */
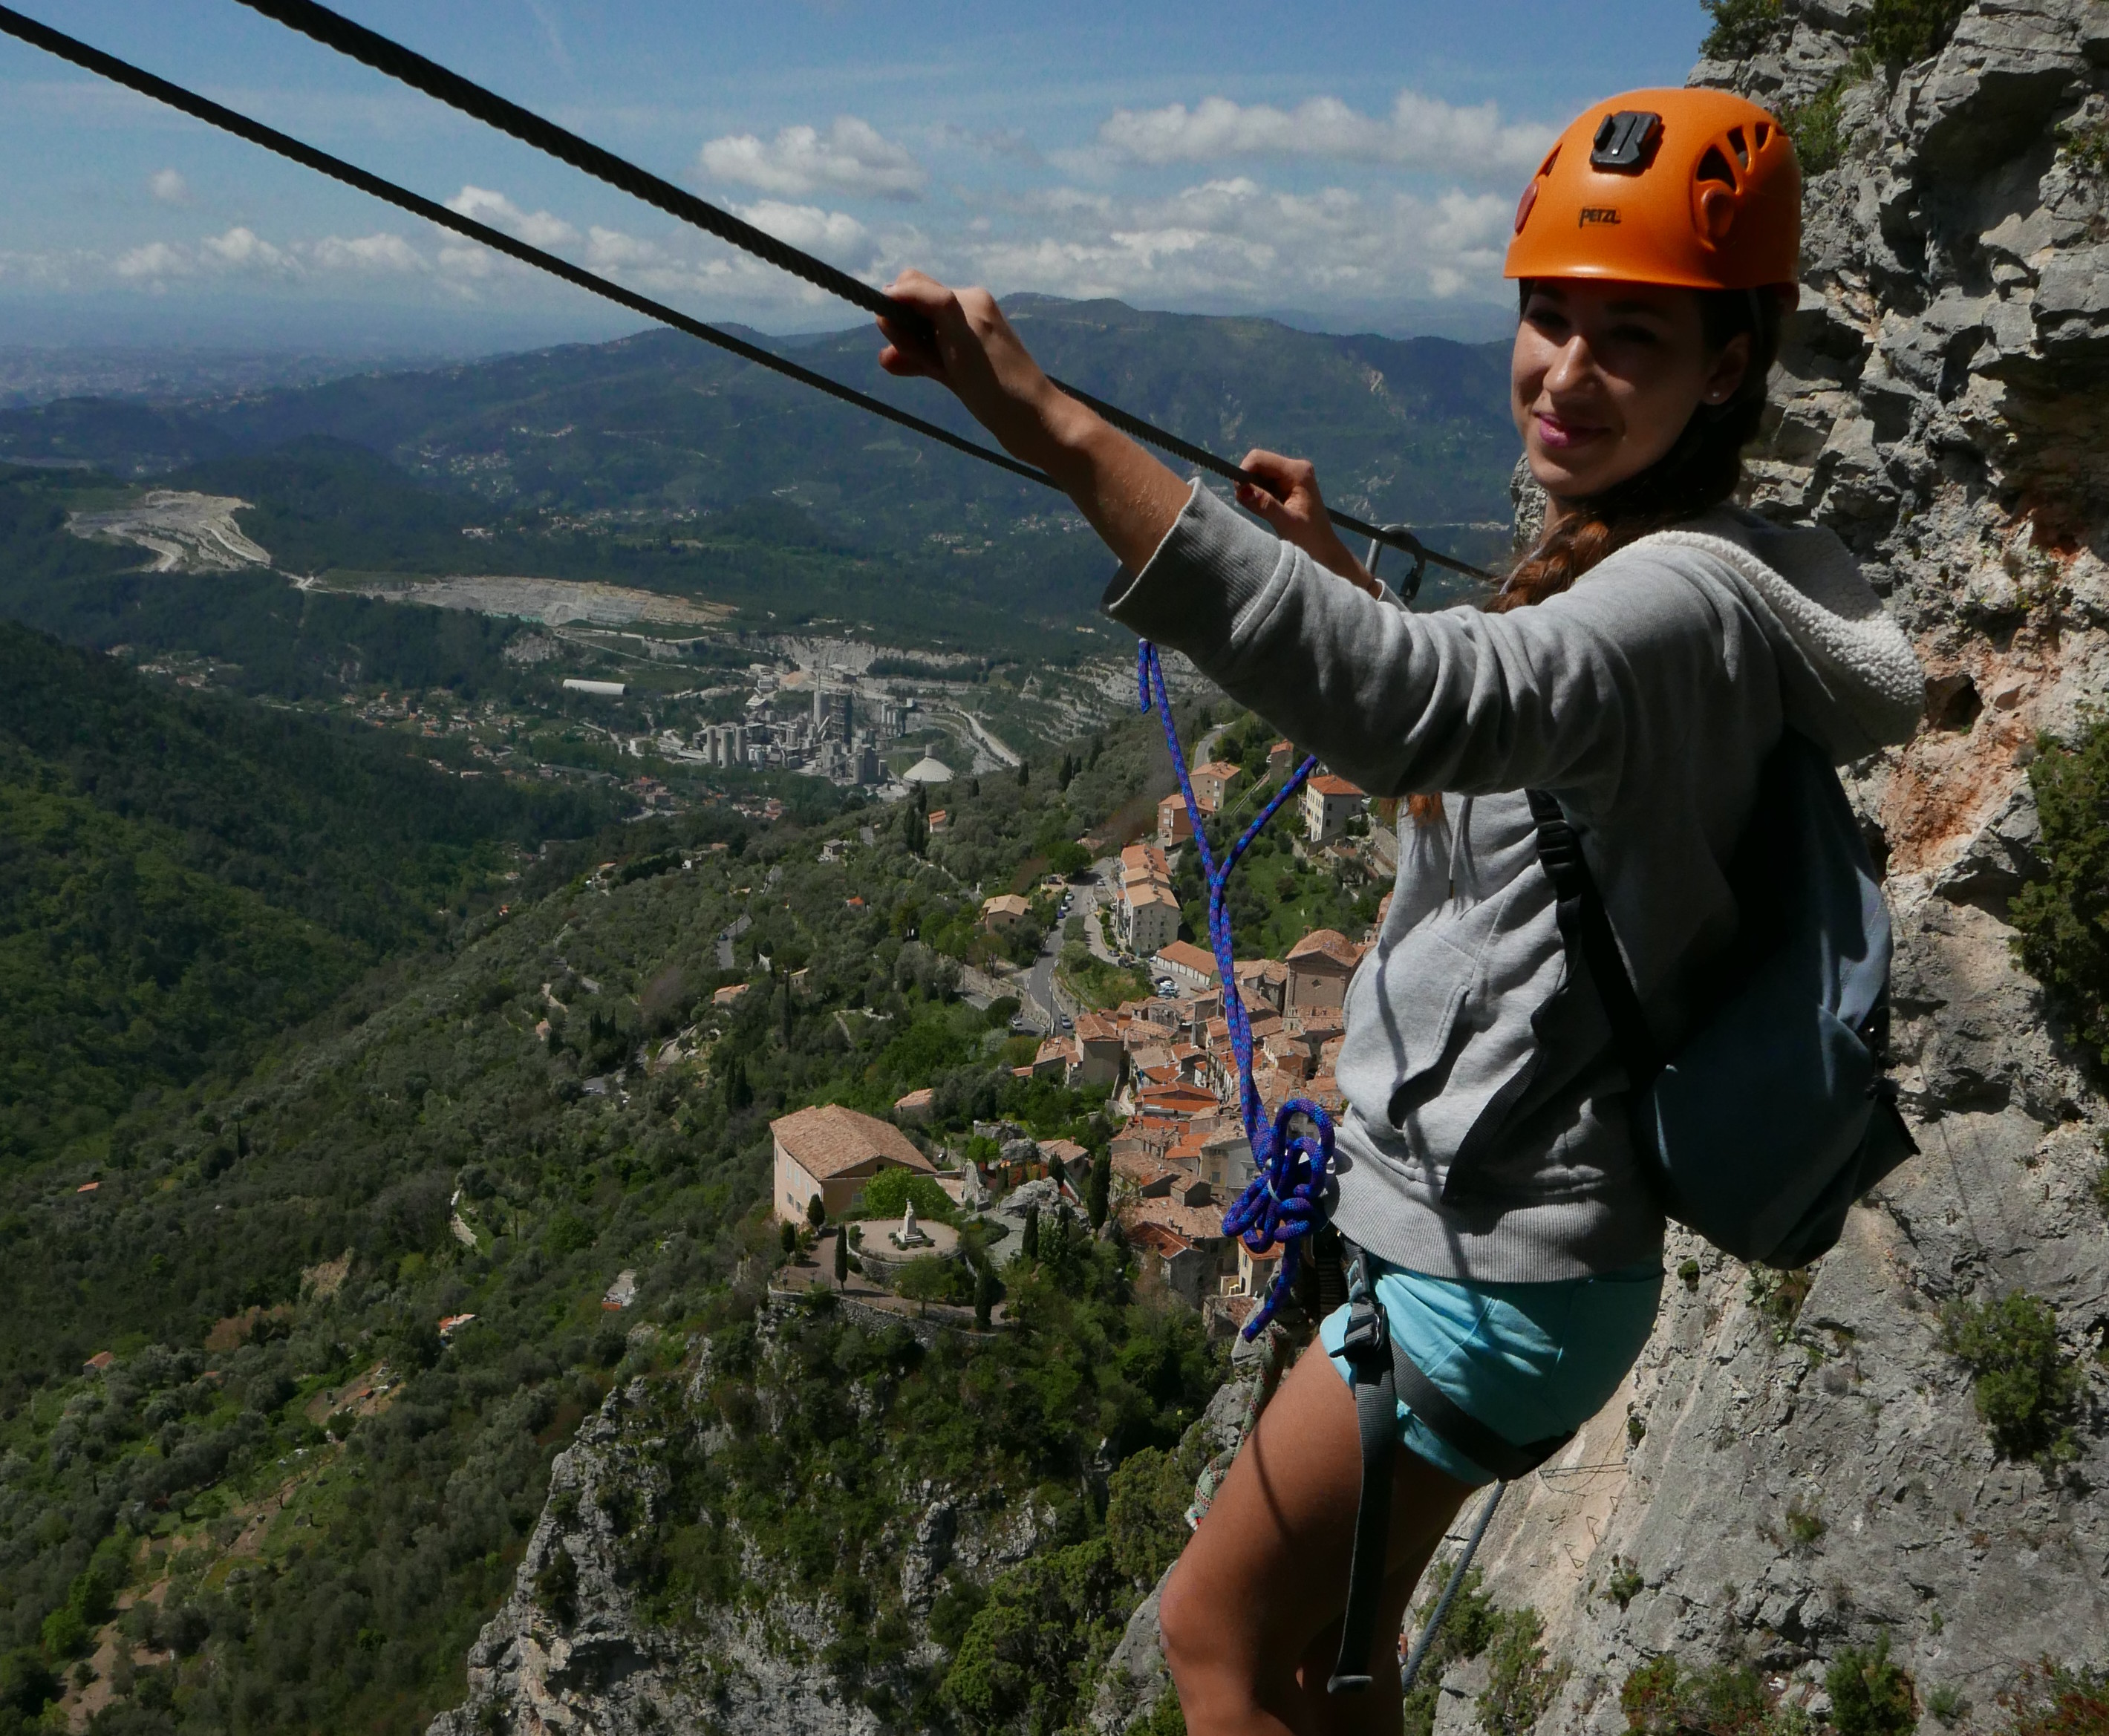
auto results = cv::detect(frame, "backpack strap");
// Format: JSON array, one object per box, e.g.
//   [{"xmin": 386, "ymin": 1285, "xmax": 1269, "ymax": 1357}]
[
  {"xmin": 1327, "ymin": 1239, "xmax": 1398, "ymax": 1695},
  {"xmin": 1525, "ymin": 788, "xmax": 1661, "ymax": 1092}
]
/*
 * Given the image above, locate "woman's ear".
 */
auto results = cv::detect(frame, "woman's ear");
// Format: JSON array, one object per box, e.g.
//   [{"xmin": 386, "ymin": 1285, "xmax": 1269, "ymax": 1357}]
[{"xmin": 1701, "ymin": 330, "xmax": 1754, "ymax": 407}]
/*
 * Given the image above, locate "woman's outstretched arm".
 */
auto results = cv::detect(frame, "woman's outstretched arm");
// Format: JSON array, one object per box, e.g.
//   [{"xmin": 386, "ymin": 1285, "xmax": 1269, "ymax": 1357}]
[
  {"xmin": 876, "ymin": 270, "xmax": 1190, "ymax": 575},
  {"xmin": 876, "ymin": 270, "xmax": 1377, "ymax": 592}
]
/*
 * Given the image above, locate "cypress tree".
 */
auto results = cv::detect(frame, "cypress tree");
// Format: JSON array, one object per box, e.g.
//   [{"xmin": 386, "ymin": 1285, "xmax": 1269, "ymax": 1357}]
[
  {"xmin": 834, "ymin": 1225, "xmax": 850, "ymax": 1288},
  {"xmin": 974, "ymin": 1261, "xmax": 997, "ymax": 1330},
  {"xmin": 1020, "ymin": 1202, "xmax": 1040, "ymax": 1265},
  {"xmin": 1087, "ymin": 1151, "xmax": 1111, "ymax": 1230}
]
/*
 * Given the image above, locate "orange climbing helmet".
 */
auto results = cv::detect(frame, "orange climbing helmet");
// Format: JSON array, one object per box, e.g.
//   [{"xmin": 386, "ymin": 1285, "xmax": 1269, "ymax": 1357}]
[{"xmin": 1504, "ymin": 88, "xmax": 1801, "ymax": 291}]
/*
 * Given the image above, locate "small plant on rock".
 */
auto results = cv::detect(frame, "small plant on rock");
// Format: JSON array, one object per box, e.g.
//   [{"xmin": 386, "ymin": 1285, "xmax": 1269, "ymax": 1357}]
[
  {"xmin": 1828, "ymin": 1634, "xmax": 1916, "ymax": 1736},
  {"xmin": 1747, "ymin": 1265, "xmax": 1815, "ymax": 1342},
  {"xmin": 1940, "ymin": 1290, "xmax": 2084, "ymax": 1464},
  {"xmin": 1700, "ymin": 0, "xmax": 1783, "ymax": 59},
  {"xmin": 1996, "ymin": 1657, "xmax": 2109, "ymax": 1735},
  {"xmin": 1785, "ymin": 1497, "xmax": 1827, "ymax": 1553},
  {"xmin": 1479, "ymin": 1608, "xmax": 1569, "ymax": 1736},
  {"xmin": 1606, "ymin": 1556, "xmax": 1646, "ymax": 1611}
]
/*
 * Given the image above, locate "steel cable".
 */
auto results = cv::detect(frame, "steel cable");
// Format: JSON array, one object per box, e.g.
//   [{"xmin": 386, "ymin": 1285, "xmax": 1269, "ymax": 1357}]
[
  {"xmin": 224, "ymin": 0, "xmax": 1488, "ymax": 580},
  {"xmin": 0, "ymin": 4, "xmax": 1053, "ymax": 488}
]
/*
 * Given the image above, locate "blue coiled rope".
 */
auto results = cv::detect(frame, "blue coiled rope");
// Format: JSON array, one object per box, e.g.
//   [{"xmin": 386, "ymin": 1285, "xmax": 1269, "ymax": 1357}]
[{"xmin": 1136, "ymin": 642, "xmax": 1336, "ymax": 1338}]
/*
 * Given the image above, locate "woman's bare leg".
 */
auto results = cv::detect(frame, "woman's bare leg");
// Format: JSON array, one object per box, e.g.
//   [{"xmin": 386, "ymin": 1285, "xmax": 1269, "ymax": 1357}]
[{"xmin": 1159, "ymin": 1342, "xmax": 1474, "ymax": 1736}]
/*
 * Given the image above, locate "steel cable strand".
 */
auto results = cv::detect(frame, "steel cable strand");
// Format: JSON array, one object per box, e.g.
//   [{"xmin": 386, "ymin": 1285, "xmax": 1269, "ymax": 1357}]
[
  {"xmin": 1135, "ymin": 644, "xmax": 1335, "ymax": 1337},
  {"xmin": 226, "ymin": 0, "xmax": 1490, "ymax": 582},
  {"xmin": 0, "ymin": 5, "xmax": 1050, "ymax": 491}
]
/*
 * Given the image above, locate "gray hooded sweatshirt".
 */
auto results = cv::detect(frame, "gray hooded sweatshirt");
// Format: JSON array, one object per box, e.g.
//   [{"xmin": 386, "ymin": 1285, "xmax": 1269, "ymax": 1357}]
[{"xmin": 1104, "ymin": 483, "xmax": 1925, "ymax": 1284}]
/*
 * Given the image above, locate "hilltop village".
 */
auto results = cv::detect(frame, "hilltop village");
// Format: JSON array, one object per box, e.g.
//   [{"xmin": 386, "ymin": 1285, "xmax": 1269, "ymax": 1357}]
[{"xmin": 769, "ymin": 738, "xmax": 1387, "ymax": 1337}]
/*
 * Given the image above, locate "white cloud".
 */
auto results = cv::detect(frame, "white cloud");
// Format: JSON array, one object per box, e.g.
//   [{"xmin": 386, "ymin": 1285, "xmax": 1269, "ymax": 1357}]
[
  {"xmin": 584, "ymin": 226, "xmax": 662, "ymax": 270},
  {"xmin": 700, "ymin": 117, "xmax": 926, "ymax": 201},
  {"xmin": 959, "ymin": 174, "xmax": 1515, "ymax": 308},
  {"xmin": 149, "ymin": 169, "xmax": 191, "ymax": 205},
  {"xmin": 1097, "ymin": 90, "xmax": 1554, "ymax": 181},
  {"xmin": 444, "ymin": 186, "xmax": 579, "ymax": 249},
  {"xmin": 730, "ymin": 200, "xmax": 872, "ymax": 261},
  {"xmin": 114, "ymin": 241, "xmax": 193, "ymax": 281},
  {"xmin": 309, "ymin": 232, "xmax": 427, "ymax": 273},
  {"xmin": 202, "ymin": 226, "xmax": 296, "ymax": 275}
]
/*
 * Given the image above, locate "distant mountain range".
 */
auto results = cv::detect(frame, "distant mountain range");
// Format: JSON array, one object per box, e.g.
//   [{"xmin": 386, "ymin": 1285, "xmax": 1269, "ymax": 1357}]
[{"xmin": 0, "ymin": 297, "xmax": 1518, "ymax": 616}]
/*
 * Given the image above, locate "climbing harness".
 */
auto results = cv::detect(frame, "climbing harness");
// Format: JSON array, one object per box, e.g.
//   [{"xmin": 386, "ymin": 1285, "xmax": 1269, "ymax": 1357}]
[
  {"xmin": 1327, "ymin": 1239, "xmax": 1574, "ymax": 1694},
  {"xmin": 1136, "ymin": 642, "xmax": 1334, "ymax": 1339},
  {"xmin": 0, "ymin": 2, "xmax": 1490, "ymax": 587}
]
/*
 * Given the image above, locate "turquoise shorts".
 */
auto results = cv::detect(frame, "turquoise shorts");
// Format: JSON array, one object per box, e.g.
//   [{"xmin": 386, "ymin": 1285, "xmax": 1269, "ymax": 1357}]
[{"xmin": 1320, "ymin": 1259, "xmax": 1664, "ymax": 1486}]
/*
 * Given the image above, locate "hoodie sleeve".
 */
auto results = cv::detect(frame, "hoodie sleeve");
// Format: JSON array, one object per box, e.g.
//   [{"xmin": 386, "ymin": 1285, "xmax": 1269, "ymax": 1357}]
[{"xmin": 1104, "ymin": 481, "xmax": 1781, "ymax": 815}]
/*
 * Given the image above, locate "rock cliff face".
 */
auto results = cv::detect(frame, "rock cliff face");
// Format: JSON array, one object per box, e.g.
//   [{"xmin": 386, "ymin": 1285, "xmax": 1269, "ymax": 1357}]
[{"xmin": 1451, "ymin": 5, "xmax": 2109, "ymax": 1728}]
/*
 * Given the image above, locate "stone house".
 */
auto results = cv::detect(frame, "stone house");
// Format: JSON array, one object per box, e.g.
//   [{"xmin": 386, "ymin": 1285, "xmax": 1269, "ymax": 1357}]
[
  {"xmin": 1285, "ymin": 929, "xmax": 1361, "ymax": 1014},
  {"xmin": 1301, "ymin": 773, "xmax": 1364, "ymax": 844},
  {"xmin": 771, "ymin": 1103, "xmax": 936, "ymax": 1224}
]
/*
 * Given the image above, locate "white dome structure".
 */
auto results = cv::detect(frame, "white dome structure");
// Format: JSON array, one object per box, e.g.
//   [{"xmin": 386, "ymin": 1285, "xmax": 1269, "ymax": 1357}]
[{"xmin": 903, "ymin": 757, "xmax": 954, "ymax": 784}]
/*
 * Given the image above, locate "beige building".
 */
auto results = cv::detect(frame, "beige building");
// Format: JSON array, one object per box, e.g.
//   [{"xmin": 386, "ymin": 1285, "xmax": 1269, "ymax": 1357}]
[
  {"xmin": 1069, "ymin": 1012, "xmax": 1125, "ymax": 1086},
  {"xmin": 1187, "ymin": 760, "xmax": 1239, "ymax": 814},
  {"xmin": 772, "ymin": 1103, "xmax": 936, "ymax": 1223},
  {"xmin": 981, "ymin": 893, "xmax": 1032, "ymax": 933},
  {"xmin": 1153, "ymin": 939, "xmax": 1220, "ymax": 993},
  {"xmin": 1285, "ymin": 929, "xmax": 1361, "ymax": 1014},
  {"xmin": 1302, "ymin": 773, "xmax": 1365, "ymax": 843},
  {"xmin": 1157, "ymin": 793, "xmax": 1195, "ymax": 847}
]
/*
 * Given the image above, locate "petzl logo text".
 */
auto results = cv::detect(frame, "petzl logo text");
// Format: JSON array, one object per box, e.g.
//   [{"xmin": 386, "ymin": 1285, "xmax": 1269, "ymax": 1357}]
[{"xmin": 1578, "ymin": 207, "xmax": 1621, "ymax": 226}]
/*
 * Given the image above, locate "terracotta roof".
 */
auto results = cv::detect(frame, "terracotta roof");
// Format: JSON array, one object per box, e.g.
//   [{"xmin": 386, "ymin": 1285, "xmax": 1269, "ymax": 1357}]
[
  {"xmin": 1137, "ymin": 1083, "xmax": 1219, "ymax": 1116},
  {"xmin": 1074, "ymin": 1012, "xmax": 1121, "ymax": 1043},
  {"xmin": 893, "ymin": 1087, "xmax": 935, "ymax": 1112},
  {"xmin": 1125, "ymin": 1221, "xmax": 1196, "ymax": 1259},
  {"xmin": 1128, "ymin": 884, "xmax": 1180, "ymax": 910},
  {"xmin": 770, "ymin": 1104, "xmax": 934, "ymax": 1181},
  {"xmin": 1153, "ymin": 940, "xmax": 1220, "ymax": 982},
  {"xmin": 1307, "ymin": 774, "xmax": 1364, "ymax": 797},
  {"xmin": 1124, "ymin": 1198, "xmax": 1229, "ymax": 1243},
  {"xmin": 1043, "ymin": 1138, "xmax": 1089, "ymax": 1164},
  {"xmin": 982, "ymin": 893, "xmax": 1031, "ymax": 917},
  {"xmin": 1190, "ymin": 760, "xmax": 1239, "ymax": 781},
  {"xmin": 1287, "ymin": 928, "xmax": 1361, "ymax": 969}
]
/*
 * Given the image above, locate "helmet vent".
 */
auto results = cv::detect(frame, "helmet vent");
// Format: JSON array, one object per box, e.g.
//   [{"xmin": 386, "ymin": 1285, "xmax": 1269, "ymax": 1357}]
[
  {"xmin": 1695, "ymin": 145, "xmax": 1739, "ymax": 189},
  {"xmin": 1727, "ymin": 126, "xmax": 1750, "ymax": 169},
  {"xmin": 1753, "ymin": 121, "xmax": 1772, "ymax": 149}
]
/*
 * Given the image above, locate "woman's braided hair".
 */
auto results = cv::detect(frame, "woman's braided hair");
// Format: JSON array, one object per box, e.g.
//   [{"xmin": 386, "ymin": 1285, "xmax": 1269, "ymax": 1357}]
[{"xmin": 1402, "ymin": 282, "xmax": 1784, "ymax": 826}]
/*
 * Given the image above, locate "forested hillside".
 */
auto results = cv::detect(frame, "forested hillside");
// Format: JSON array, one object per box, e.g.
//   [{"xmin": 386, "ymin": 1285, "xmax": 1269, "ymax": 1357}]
[
  {"xmin": 0, "ymin": 698, "xmax": 1221, "ymax": 1735},
  {"xmin": 0, "ymin": 619, "xmax": 610, "ymax": 1167},
  {"xmin": 0, "ymin": 298, "xmax": 1516, "ymax": 646}
]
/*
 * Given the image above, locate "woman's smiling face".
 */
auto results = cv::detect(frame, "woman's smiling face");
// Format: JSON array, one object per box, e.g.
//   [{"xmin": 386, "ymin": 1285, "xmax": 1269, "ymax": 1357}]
[{"xmin": 1510, "ymin": 279, "xmax": 1752, "ymax": 505}]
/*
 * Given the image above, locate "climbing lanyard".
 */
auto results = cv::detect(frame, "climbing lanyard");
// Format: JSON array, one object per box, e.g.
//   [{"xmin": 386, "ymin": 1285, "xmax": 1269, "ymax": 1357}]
[
  {"xmin": 1137, "ymin": 643, "xmax": 1336, "ymax": 1338},
  {"xmin": 0, "ymin": 2, "xmax": 1490, "ymax": 584}
]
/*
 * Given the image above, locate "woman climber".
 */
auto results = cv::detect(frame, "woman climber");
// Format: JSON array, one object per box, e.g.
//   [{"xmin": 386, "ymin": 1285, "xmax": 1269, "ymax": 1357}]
[{"xmin": 877, "ymin": 87, "xmax": 1923, "ymax": 1735}]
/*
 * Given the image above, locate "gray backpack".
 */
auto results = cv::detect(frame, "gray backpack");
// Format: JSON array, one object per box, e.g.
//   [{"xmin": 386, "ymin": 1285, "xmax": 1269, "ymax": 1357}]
[{"xmin": 1528, "ymin": 729, "xmax": 1917, "ymax": 1269}]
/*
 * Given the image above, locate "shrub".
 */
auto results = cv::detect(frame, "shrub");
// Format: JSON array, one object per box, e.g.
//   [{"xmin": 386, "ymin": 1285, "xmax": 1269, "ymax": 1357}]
[
  {"xmin": 1784, "ymin": 76, "xmax": 1851, "ymax": 175},
  {"xmin": 534, "ymin": 1545, "xmax": 579, "ymax": 1626},
  {"xmin": 1996, "ymin": 1658, "xmax": 2109, "ymax": 1735},
  {"xmin": 1747, "ymin": 1265, "xmax": 1815, "ymax": 1342},
  {"xmin": 1827, "ymin": 1634, "xmax": 1915, "ymax": 1736},
  {"xmin": 894, "ymin": 1256, "xmax": 968, "ymax": 1308},
  {"xmin": 2010, "ymin": 721, "xmax": 2109, "ymax": 1080},
  {"xmin": 1867, "ymin": 0, "xmax": 1968, "ymax": 62},
  {"xmin": 0, "ymin": 1650, "xmax": 57, "ymax": 1721},
  {"xmin": 1701, "ymin": 0, "xmax": 1783, "ymax": 59},
  {"xmin": 1621, "ymin": 1653, "xmax": 1779, "ymax": 1734},
  {"xmin": 2059, "ymin": 115, "xmax": 2109, "ymax": 180},
  {"xmin": 1785, "ymin": 1497, "xmax": 1826, "ymax": 1552},
  {"xmin": 1606, "ymin": 1556, "xmax": 1646, "ymax": 1610},
  {"xmin": 1940, "ymin": 1291, "xmax": 2084, "ymax": 1463},
  {"xmin": 855, "ymin": 1166, "xmax": 955, "ymax": 1225},
  {"xmin": 1479, "ymin": 1607, "xmax": 1568, "ymax": 1736},
  {"xmin": 1403, "ymin": 1563, "xmax": 1503, "ymax": 1736}
]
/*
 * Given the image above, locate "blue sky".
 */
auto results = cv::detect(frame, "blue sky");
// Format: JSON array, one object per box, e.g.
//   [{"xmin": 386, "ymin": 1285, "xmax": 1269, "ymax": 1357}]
[{"xmin": 0, "ymin": 0, "xmax": 1718, "ymax": 353}]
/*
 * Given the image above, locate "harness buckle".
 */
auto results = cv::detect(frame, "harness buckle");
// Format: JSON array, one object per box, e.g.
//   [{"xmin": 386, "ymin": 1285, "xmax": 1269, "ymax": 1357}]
[{"xmin": 1336, "ymin": 1295, "xmax": 1389, "ymax": 1363}]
